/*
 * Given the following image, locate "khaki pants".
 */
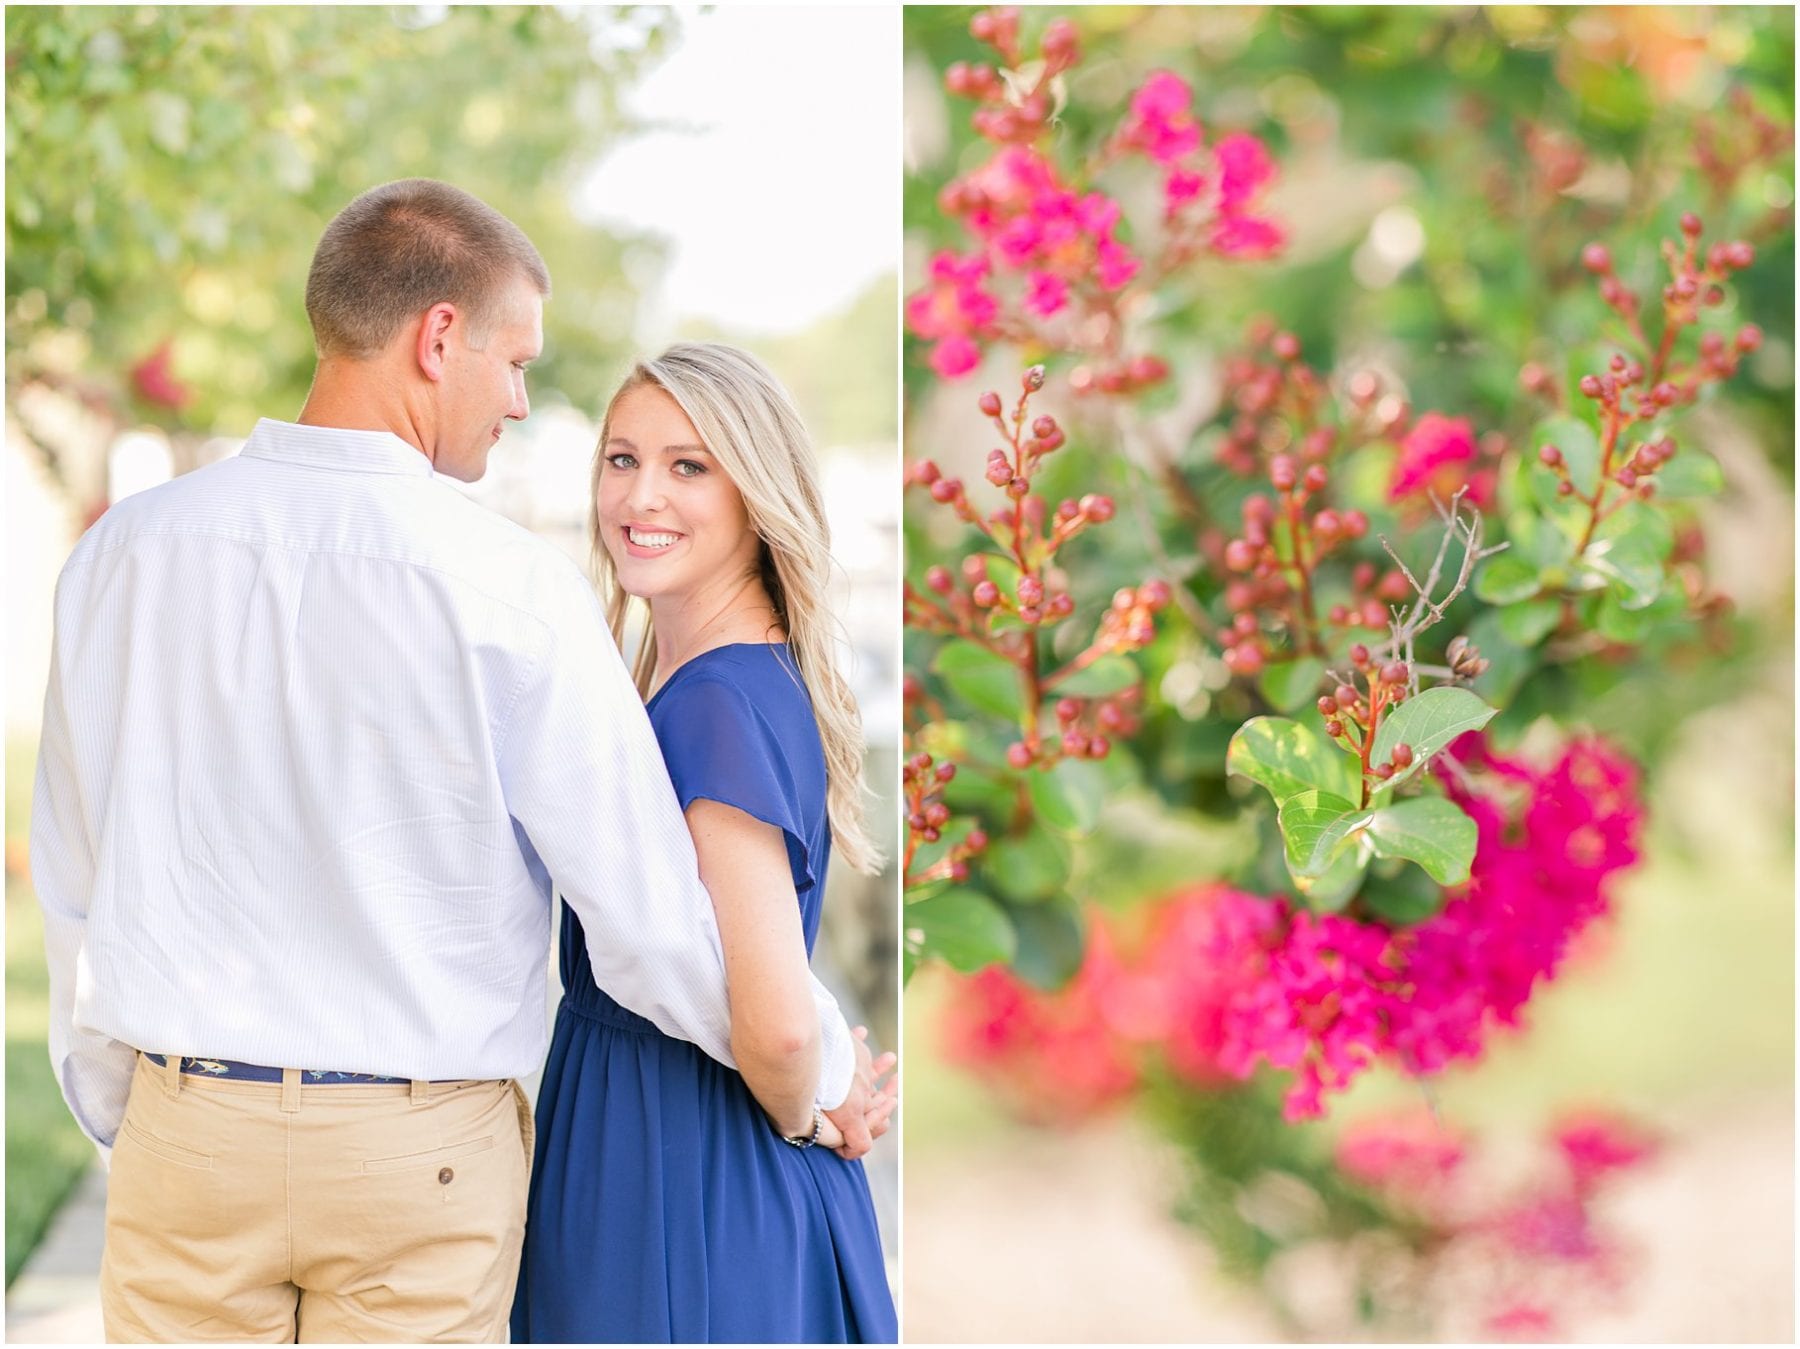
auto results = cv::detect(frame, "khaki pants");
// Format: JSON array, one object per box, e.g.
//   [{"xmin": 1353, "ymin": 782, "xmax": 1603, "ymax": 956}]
[{"xmin": 100, "ymin": 1053, "xmax": 533, "ymax": 1343}]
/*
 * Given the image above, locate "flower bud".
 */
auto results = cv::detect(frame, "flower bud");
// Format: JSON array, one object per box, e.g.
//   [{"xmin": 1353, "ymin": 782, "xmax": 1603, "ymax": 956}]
[
  {"xmin": 971, "ymin": 580, "xmax": 1000, "ymax": 607},
  {"xmin": 978, "ymin": 391, "xmax": 1003, "ymax": 418},
  {"xmin": 1374, "ymin": 762, "xmax": 1396, "ymax": 780},
  {"xmin": 1302, "ymin": 464, "xmax": 1329, "ymax": 494},
  {"xmin": 1023, "ymin": 365, "xmax": 1046, "ymax": 392},
  {"xmin": 1737, "ymin": 324, "xmax": 1763, "ymax": 353},
  {"xmin": 965, "ymin": 829, "xmax": 989, "ymax": 853},
  {"xmin": 1540, "ymin": 444, "xmax": 1563, "ymax": 468},
  {"xmin": 925, "ymin": 802, "xmax": 951, "ymax": 828},
  {"xmin": 1225, "ymin": 538, "xmax": 1258, "ymax": 572},
  {"xmin": 1081, "ymin": 493, "xmax": 1116, "ymax": 522},
  {"xmin": 1679, "ymin": 211, "xmax": 1702, "ymax": 236},
  {"xmin": 1380, "ymin": 661, "xmax": 1408, "ymax": 684},
  {"xmin": 1032, "ymin": 415, "xmax": 1057, "ymax": 439},
  {"xmin": 929, "ymin": 477, "xmax": 961, "ymax": 503},
  {"xmin": 1556, "ymin": 480, "xmax": 1574, "ymax": 496},
  {"xmin": 1342, "ymin": 510, "xmax": 1369, "ymax": 540},
  {"xmin": 985, "ymin": 455, "xmax": 1012, "ymax": 487},
  {"xmin": 1088, "ymin": 735, "xmax": 1111, "ymax": 759},
  {"xmin": 1006, "ymin": 741, "xmax": 1033, "ymax": 769},
  {"xmin": 1270, "ymin": 455, "xmax": 1298, "ymax": 491},
  {"xmin": 1724, "ymin": 241, "xmax": 1755, "ymax": 269},
  {"xmin": 1062, "ymin": 730, "xmax": 1088, "ymax": 757},
  {"xmin": 1317, "ymin": 696, "xmax": 1337, "ymax": 716},
  {"xmin": 1324, "ymin": 718, "xmax": 1345, "ymax": 739},
  {"xmin": 914, "ymin": 459, "xmax": 941, "ymax": 485},
  {"xmin": 1312, "ymin": 509, "xmax": 1340, "ymax": 539},
  {"xmin": 1272, "ymin": 331, "xmax": 1301, "ymax": 361},
  {"xmin": 937, "ymin": 761, "xmax": 958, "ymax": 782},
  {"xmin": 1334, "ymin": 684, "xmax": 1358, "ymax": 708},
  {"xmin": 1223, "ymin": 643, "xmax": 1264, "ymax": 676},
  {"xmin": 1018, "ymin": 605, "xmax": 1042, "ymax": 624},
  {"xmin": 949, "ymin": 859, "xmax": 970, "ymax": 883},
  {"xmin": 1579, "ymin": 374, "xmax": 1604, "ymax": 399},
  {"xmin": 1349, "ymin": 643, "xmax": 1370, "ymax": 667},
  {"xmin": 926, "ymin": 566, "xmax": 953, "ymax": 594},
  {"xmin": 1581, "ymin": 242, "xmax": 1612, "ymax": 274},
  {"xmin": 1391, "ymin": 743, "xmax": 1414, "ymax": 768},
  {"xmin": 1055, "ymin": 697, "xmax": 1081, "ymax": 723}
]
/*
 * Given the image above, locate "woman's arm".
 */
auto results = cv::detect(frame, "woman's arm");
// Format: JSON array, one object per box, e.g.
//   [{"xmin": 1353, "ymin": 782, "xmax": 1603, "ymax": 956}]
[{"xmin": 684, "ymin": 797, "xmax": 826, "ymax": 1138}]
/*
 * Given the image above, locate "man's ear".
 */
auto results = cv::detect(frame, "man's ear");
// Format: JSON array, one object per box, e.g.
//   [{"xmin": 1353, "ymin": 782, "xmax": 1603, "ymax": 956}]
[{"xmin": 415, "ymin": 302, "xmax": 457, "ymax": 382}]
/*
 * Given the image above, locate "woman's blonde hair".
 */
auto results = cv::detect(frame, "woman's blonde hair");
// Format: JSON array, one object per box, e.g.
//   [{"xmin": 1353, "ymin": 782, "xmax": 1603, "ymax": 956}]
[{"xmin": 590, "ymin": 342, "xmax": 880, "ymax": 876}]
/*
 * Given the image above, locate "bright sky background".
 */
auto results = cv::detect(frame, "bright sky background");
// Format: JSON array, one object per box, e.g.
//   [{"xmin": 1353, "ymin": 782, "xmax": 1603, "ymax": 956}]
[{"xmin": 580, "ymin": 5, "xmax": 900, "ymax": 341}]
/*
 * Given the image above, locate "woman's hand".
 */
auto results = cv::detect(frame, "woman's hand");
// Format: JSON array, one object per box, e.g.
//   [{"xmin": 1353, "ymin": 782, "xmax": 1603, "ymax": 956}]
[{"xmin": 834, "ymin": 1028, "xmax": 897, "ymax": 1161}]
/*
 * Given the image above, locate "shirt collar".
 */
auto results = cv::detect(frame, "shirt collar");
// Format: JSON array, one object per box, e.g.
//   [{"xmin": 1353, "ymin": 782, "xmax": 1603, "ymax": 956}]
[{"xmin": 240, "ymin": 419, "xmax": 435, "ymax": 477}]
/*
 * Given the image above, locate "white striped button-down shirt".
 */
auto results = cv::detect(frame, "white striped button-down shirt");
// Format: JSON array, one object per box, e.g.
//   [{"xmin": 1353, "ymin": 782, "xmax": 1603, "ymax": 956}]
[{"xmin": 31, "ymin": 418, "xmax": 853, "ymax": 1159}]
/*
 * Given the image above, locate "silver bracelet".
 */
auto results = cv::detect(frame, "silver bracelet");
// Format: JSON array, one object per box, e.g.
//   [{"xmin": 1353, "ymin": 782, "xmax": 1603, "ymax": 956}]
[{"xmin": 782, "ymin": 1105, "xmax": 824, "ymax": 1149}]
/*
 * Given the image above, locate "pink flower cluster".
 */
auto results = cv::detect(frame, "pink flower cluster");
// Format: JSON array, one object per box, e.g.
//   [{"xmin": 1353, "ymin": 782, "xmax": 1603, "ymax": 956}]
[
  {"xmin": 1116, "ymin": 70, "xmax": 1286, "ymax": 258},
  {"xmin": 1338, "ymin": 1108, "xmax": 1656, "ymax": 1340},
  {"xmin": 942, "ymin": 734, "xmax": 1644, "ymax": 1123},
  {"xmin": 1389, "ymin": 412, "xmax": 1498, "ymax": 509},
  {"xmin": 907, "ymin": 251, "xmax": 1001, "ymax": 379}
]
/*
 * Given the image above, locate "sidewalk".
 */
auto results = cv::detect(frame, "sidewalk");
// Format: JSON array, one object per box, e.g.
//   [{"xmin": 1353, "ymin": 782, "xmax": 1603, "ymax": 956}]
[{"xmin": 4, "ymin": 1165, "xmax": 105, "ymax": 1343}]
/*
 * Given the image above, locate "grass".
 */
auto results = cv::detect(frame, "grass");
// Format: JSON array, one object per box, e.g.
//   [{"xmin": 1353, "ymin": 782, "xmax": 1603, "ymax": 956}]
[{"xmin": 5, "ymin": 737, "xmax": 94, "ymax": 1288}]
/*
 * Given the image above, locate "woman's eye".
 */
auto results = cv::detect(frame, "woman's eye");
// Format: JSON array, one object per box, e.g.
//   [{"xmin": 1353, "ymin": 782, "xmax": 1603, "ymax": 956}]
[
  {"xmin": 606, "ymin": 453, "xmax": 638, "ymax": 470},
  {"xmin": 673, "ymin": 459, "xmax": 707, "ymax": 479}
]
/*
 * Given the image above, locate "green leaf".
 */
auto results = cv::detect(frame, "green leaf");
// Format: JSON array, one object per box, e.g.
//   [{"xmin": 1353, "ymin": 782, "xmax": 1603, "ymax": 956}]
[
  {"xmin": 1653, "ymin": 448, "xmax": 1724, "ymax": 499},
  {"xmin": 1054, "ymin": 654, "xmax": 1140, "ymax": 698},
  {"xmin": 982, "ymin": 554, "xmax": 1024, "ymax": 603},
  {"xmin": 1277, "ymin": 790, "xmax": 1367, "ymax": 878},
  {"xmin": 1369, "ymin": 686, "xmax": 1498, "ymax": 793},
  {"xmin": 1473, "ymin": 553, "xmax": 1541, "ymax": 605},
  {"xmin": 1297, "ymin": 843, "xmax": 1370, "ymax": 912},
  {"xmin": 1535, "ymin": 414, "xmax": 1601, "ymax": 496},
  {"xmin": 1027, "ymin": 757, "xmax": 1105, "ymax": 836},
  {"xmin": 1365, "ymin": 796, "xmax": 1478, "ymax": 885},
  {"xmin": 1582, "ymin": 533, "xmax": 1664, "ymax": 610},
  {"xmin": 932, "ymin": 639, "xmax": 1024, "ymax": 720},
  {"xmin": 1358, "ymin": 864, "xmax": 1446, "ymax": 925},
  {"xmin": 1497, "ymin": 597, "xmax": 1562, "ymax": 646},
  {"xmin": 904, "ymin": 888, "xmax": 1016, "ymax": 974},
  {"xmin": 1005, "ymin": 899, "xmax": 1086, "ymax": 991},
  {"xmin": 987, "ymin": 826, "xmax": 1071, "ymax": 902},
  {"xmin": 1227, "ymin": 717, "xmax": 1359, "ymax": 805},
  {"xmin": 1258, "ymin": 657, "xmax": 1327, "ymax": 713}
]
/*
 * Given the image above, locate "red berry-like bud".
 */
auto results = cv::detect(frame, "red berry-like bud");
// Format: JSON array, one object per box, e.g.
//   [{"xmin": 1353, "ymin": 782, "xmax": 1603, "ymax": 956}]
[
  {"xmin": 922, "ymin": 827, "xmax": 940, "ymax": 843},
  {"xmin": 1005, "ymin": 475, "xmax": 1030, "ymax": 499},
  {"xmin": 1056, "ymin": 697, "xmax": 1081, "ymax": 723},
  {"xmin": 1350, "ymin": 643, "xmax": 1370, "ymax": 667},
  {"xmin": 1225, "ymin": 538, "xmax": 1258, "ymax": 572},
  {"xmin": 1005, "ymin": 742, "xmax": 1033, "ymax": 769},
  {"xmin": 914, "ymin": 459, "xmax": 941, "ymax": 485},
  {"xmin": 1233, "ymin": 612, "xmax": 1258, "ymax": 636},
  {"xmin": 1581, "ymin": 242, "xmax": 1612, "ymax": 274},
  {"xmin": 937, "ymin": 761, "xmax": 958, "ymax": 782},
  {"xmin": 1032, "ymin": 415, "xmax": 1057, "ymax": 439},
  {"xmin": 985, "ymin": 457, "xmax": 1012, "ymax": 487},
  {"xmin": 1616, "ymin": 467, "xmax": 1638, "ymax": 488},
  {"xmin": 926, "ymin": 565, "xmax": 953, "ymax": 594},
  {"xmin": 1302, "ymin": 464, "xmax": 1328, "ymax": 493},
  {"xmin": 1042, "ymin": 18, "xmax": 1079, "ymax": 61},
  {"xmin": 1324, "ymin": 719, "xmax": 1344, "ymax": 739},
  {"xmin": 1557, "ymin": 480, "xmax": 1575, "ymax": 496},
  {"xmin": 1088, "ymin": 735, "xmax": 1110, "ymax": 759},
  {"xmin": 1579, "ymin": 374, "xmax": 1604, "ymax": 399},
  {"xmin": 908, "ymin": 811, "xmax": 927, "ymax": 831},
  {"xmin": 1270, "ymin": 455, "xmax": 1298, "ymax": 492},
  {"xmin": 1610, "ymin": 353, "xmax": 1628, "ymax": 373},
  {"xmin": 1653, "ymin": 381, "xmax": 1678, "ymax": 404},
  {"xmin": 1317, "ymin": 696, "xmax": 1337, "ymax": 715},
  {"xmin": 1673, "ymin": 275, "xmax": 1699, "ymax": 301},
  {"xmin": 1018, "ymin": 605, "xmax": 1042, "ymax": 624},
  {"xmin": 1380, "ymin": 661, "xmax": 1407, "ymax": 684},
  {"xmin": 1312, "ymin": 509, "xmax": 1340, "ymax": 538},
  {"xmin": 1328, "ymin": 604, "xmax": 1349, "ymax": 625},
  {"xmin": 1334, "ymin": 684, "xmax": 1358, "ymax": 708},
  {"xmin": 949, "ymin": 859, "xmax": 970, "ymax": 883},
  {"xmin": 1737, "ymin": 324, "xmax": 1763, "ymax": 352},
  {"xmin": 1048, "ymin": 593, "xmax": 1075, "ymax": 617},
  {"xmin": 1680, "ymin": 211, "xmax": 1703, "ymax": 236},
  {"xmin": 978, "ymin": 391, "xmax": 1003, "ymax": 418},
  {"xmin": 1391, "ymin": 743, "xmax": 1414, "ymax": 768},
  {"xmin": 1244, "ymin": 494, "xmax": 1276, "ymax": 525},
  {"xmin": 1361, "ymin": 598, "xmax": 1387, "ymax": 627},
  {"xmin": 972, "ymin": 580, "xmax": 1000, "ymax": 606},
  {"xmin": 1023, "ymin": 365, "xmax": 1046, "ymax": 392},
  {"xmin": 1342, "ymin": 510, "xmax": 1369, "ymax": 540},
  {"xmin": 1271, "ymin": 331, "xmax": 1301, "ymax": 361},
  {"xmin": 1724, "ymin": 241, "xmax": 1755, "ymax": 269},
  {"xmin": 925, "ymin": 802, "xmax": 951, "ymax": 827},
  {"xmin": 1082, "ymin": 493, "xmax": 1115, "ymax": 522},
  {"xmin": 1062, "ymin": 730, "xmax": 1088, "ymax": 757},
  {"xmin": 1223, "ymin": 644, "xmax": 1264, "ymax": 676},
  {"xmin": 1018, "ymin": 575, "xmax": 1044, "ymax": 605},
  {"xmin": 1540, "ymin": 444, "xmax": 1563, "ymax": 467},
  {"xmin": 965, "ymin": 829, "xmax": 989, "ymax": 852},
  {"xmin": 1140, "ymin": 578, "xmax": 1172, "ymax": 608},
  {"xmin": 1374, "ymin": 762, "xmax": 1396, "ymax": 780}
]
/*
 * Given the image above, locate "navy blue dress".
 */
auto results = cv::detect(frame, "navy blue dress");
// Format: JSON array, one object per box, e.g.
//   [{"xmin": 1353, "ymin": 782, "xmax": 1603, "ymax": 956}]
[{"xmin": 511, "ymin": 643, "xmax": 896, "ymax": 1344}]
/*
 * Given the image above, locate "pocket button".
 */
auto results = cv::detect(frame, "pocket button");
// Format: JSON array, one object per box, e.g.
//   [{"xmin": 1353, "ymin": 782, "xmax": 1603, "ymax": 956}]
[{"xmin": 439, "ymin": 1167, "xmax": 454, "ymax": 1185}]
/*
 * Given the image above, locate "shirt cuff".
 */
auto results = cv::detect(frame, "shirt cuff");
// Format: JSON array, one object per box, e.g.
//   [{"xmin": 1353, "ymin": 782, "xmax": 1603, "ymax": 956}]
[{"xmin": 814, "ymin": 1013, "xmax": 855, "ymax": 1111}]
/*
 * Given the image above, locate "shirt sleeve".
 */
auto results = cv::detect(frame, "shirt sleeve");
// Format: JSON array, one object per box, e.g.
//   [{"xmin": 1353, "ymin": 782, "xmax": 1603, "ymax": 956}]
[
  {"xmin": 32, "ymin": 574, "xmax": 134, "ymax": 1167},
  {"xmin": 496, "ymin": 572, "xmax": 853, "ymax": 1108},
  {"xmin": 653, "ymin": 673, "xmax": 818, "ymax": 897}
]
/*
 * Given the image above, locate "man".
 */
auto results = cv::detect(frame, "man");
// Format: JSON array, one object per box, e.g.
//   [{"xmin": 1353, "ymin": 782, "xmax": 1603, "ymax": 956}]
[{"xmin": 32, "ymin": 178, "xmax": 891, "ymax": 1343}]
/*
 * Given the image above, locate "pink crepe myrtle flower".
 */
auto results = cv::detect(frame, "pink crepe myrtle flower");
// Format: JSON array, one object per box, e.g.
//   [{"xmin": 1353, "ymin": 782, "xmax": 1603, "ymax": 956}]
[
  {"xmin": 1118, "ymin": 70, "xmax": 1204, "ymax": 165},
  {"xmin": 1390, "ymin": 412, "xmax": 1497, "ymax": 508}
]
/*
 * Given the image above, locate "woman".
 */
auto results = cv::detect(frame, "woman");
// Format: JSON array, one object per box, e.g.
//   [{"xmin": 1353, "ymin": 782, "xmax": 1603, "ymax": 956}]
[{"xmin": 511, "ymin": 343, "xmax": 899, "ymax": 1343}]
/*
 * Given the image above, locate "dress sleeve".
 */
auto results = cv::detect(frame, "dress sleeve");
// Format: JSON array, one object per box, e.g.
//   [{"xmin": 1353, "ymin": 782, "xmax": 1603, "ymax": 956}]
[{"xmin": 653, "ymin": 672, "xmax": 817, "ymax": 896}]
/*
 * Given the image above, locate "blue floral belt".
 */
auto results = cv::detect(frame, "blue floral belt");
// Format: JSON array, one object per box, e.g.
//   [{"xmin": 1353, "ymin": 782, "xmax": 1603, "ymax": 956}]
[{"xmin": 144, "ymin": 1053, "xmax": 411, "ymax": 1084}]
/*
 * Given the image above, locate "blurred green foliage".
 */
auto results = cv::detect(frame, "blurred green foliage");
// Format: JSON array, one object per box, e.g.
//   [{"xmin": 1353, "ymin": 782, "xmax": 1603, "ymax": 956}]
[{"xmin": 5, "ymin": 5, "xmax": 680, "ymax": 464}]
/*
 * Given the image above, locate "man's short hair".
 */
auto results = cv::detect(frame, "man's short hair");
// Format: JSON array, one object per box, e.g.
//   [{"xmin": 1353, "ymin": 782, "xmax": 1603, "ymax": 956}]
[{"xmin": 305, "ymin": 179, "xmax": 551, "ymax": 359}]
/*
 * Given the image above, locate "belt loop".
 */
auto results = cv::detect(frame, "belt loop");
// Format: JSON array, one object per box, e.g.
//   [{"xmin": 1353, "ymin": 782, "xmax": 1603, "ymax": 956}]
[
  {"xmin": 161, "ymin": 1052, "xmax": 183, "ymax": 1099},
  {"xmin": 410, "ymin": 1077, "xmax": 428, "ymax": 1106},
  {"xmin": 280, "ymin": 1067, "xmax": 301, "ymax": 1114}
]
